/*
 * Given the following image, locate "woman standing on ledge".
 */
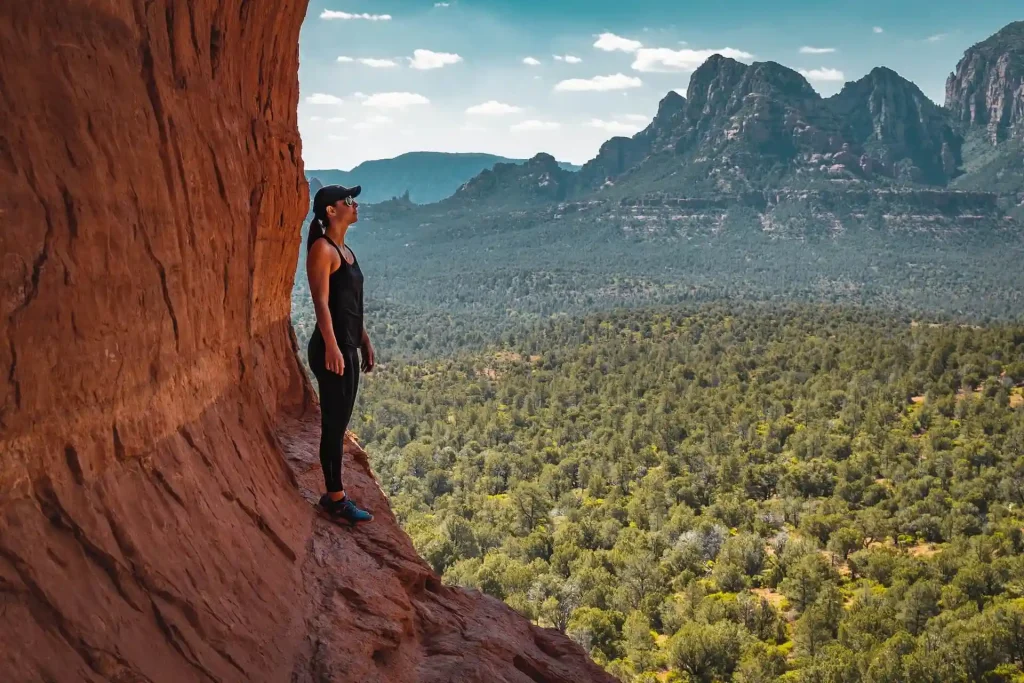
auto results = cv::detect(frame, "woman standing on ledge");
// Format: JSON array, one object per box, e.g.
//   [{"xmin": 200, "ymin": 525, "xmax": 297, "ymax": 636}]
[{"xmin": 306, "ymin": 184, "xmax": 374, "ymax": 525}]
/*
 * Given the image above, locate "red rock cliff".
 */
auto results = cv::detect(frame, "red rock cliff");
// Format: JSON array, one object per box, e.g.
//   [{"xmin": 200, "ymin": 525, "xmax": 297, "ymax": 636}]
[{"xmin": 0, "ymin": 3, "xmax": 613, "ymax": 682}]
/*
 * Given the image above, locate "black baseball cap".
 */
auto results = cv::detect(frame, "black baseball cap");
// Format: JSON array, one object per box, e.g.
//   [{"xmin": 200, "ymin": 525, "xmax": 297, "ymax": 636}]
[{"xmin": 313, "ymin": 184, "xmax": 361, "ymax": 213}]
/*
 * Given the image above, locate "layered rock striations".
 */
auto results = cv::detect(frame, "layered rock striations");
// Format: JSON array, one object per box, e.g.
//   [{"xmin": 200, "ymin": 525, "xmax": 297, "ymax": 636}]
[{"xmin": 0, "ymin": 2, "xmax": 612, "ymax": 682}]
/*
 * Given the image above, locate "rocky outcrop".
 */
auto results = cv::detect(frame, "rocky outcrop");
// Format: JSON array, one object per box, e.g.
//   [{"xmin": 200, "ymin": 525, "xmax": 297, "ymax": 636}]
[
  {"xmin": 577, "ymin": 91, "xmax": 687, "ymax": 189},
  {"xmin": 451, "ymin": 153, "xmax": 576, "ymax": 208},
  {"xmin": 0, "ymin": 2, "xmax": 612, "ymax": 682},
  {"xmin": 945, "ymin": 20, "xmax": 1024, "ymax": 141},
  {"xmin": 829, "ymin": 67, "xmax": 963, "ymax": 184}
]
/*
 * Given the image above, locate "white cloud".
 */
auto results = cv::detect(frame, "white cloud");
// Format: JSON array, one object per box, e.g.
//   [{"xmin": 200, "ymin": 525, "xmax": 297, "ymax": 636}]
[
  {"xmin": 352, "ymin": 92, "xmax": 367, "ymax": 100},
  {"xmin": 408, "ymin": 49, "xmax": 463, "ymax": 70},
  {"xmin": 434, "ymin": 2, "xmax": 450, "ymax": 6},
  {"xmin": 594, "ymin": 32, "xmax": 643, "ymax": 53},
  {"xmin": 461, "ymin": 123, "xmax": 488, "ymax": 132},
  {"xmin": 327, "ymin": 117, "xmax": 347, "ymax": 123},
  {"xmin": 353, "ymin": 115, "xmax": 393, "ymax": 130},
  {"xmin": 362, "ymin": 92, "xmax": 430, "ymax": 109},
  {"xmin": 798, "ymin": 67, "xmax": 846, "ymax": 82},
  {"xmin": 623, "ymin": 114, "xmax": 651, "ymax": 123},
  {"xmin": 337, "ymin": 56, "xmax": 355, "ymax": 63},
  {"xmin": 306, "ymin": 93, "xmax": 344, "ymax": 105},
  {"xmin": 523, "ymin": 56, "xmax": 542, "ymax": 66},
  {"xmin": 873, "ymin": 26, "xmax": 884, "ymax": 34},
  {"xmin": 329, "ymin": 134, "xmax": 349, "ymax": 141},
  {"xmin": 466, "ymin": 100, "xmax": 523, "ymax": 115},
  {"xmin": 800, "ymin": 46, "xmax": 836, "ymax": 54},
  {"xmin": 632, "ymin": 47, "xmax": 753, "ymax": 73},
  {"xmin": 554, "ymin": 54, "xmax": 583, "ymax": 64},
  {"xmin": 359, "ymin": 58, "xmax": 398, "ymax": 68},
  {"xmin": 554, "ymin": 73, "xmax": 643, "ymax": 92},
  {"xmin": 511, "ymin": 120, "xmax": 561, "ymax": 132},
  {"xmin": 587, "ymin": 118, "xmax": 644, "ymax": 135},
  {"xmin": 926, "ymin": 33, "xmax": 948, "ymax": 42},
  {"xmin": 320, "ymin": 10, "xmax": 392, "ymax": 21},
  {"xmin": 309, "ymin": 116, "xmax": 323, "ymax": 121}
]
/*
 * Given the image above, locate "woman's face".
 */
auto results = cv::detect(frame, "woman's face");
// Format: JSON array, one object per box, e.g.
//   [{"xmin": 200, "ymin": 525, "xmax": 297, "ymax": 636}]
[{"xmin": 328, "ymin": 198, "xmax": 358, "ymax": 224}]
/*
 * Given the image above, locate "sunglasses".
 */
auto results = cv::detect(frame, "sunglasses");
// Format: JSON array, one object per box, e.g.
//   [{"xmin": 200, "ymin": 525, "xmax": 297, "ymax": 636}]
[{"xmin": 342, "ymin": 196, "xmax": 355, "ymax": 207}]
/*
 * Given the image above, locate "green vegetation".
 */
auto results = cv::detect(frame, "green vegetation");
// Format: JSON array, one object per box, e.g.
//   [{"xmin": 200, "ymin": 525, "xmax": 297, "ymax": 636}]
[
  {"xmin": 350, "ymin": 304, "xmax": 1024, "ymax": 682},
  {"xmin": 291, "ymin": 205, "xmax": 1024, "ymax": 362}
]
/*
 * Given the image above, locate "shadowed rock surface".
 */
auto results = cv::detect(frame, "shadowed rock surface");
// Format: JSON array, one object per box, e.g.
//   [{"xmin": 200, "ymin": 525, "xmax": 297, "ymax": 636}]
[
  {"xmin": 945, "ymin": 20, "xmax": 1024, "ymax": 141},
  {"xmin": 0, "ymin": 2, "xmax": 613, "ymax": 681}
]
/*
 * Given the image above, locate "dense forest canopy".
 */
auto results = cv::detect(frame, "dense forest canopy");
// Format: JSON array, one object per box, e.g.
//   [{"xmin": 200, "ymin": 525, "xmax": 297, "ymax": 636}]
[{"xmin": 340, "ymin": 305, "xmax": 1024, "ymax": 682}]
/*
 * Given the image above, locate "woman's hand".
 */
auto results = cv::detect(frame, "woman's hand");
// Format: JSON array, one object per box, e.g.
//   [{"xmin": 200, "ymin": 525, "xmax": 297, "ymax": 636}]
[
  {"xmin": 361, "ymin": 337, "xmax": 375, "ymax": 372},
  {"xmin": 325, "ymin": 342, "xmax": 346, "ymax": 375}
]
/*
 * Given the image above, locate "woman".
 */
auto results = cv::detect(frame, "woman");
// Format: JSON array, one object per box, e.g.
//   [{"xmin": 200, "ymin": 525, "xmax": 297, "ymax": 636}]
[{"xmin": 306, "ymin": 184, "xmax": 374, "ymax": 525}]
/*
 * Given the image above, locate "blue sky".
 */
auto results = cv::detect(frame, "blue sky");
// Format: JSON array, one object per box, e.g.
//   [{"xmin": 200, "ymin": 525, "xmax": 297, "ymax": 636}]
[{"xmin": 298, "ymin": 1, "xmax": 1020, "ymax": 170}]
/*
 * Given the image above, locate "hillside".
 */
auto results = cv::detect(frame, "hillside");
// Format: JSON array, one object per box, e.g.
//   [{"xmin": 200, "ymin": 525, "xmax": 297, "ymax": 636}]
[
  {"xmin": 308, "ymin": 151, "xmax": 580, "ymax": 204},
  {"xmin": 359, "ymin": 304, "xmax": 1024, "ymax": 682}
]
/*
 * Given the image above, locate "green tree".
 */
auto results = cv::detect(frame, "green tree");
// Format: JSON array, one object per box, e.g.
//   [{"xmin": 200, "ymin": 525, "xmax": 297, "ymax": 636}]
[{"xmin": 667, "ymin": 621, "xmax": 742, "ymax": 683}]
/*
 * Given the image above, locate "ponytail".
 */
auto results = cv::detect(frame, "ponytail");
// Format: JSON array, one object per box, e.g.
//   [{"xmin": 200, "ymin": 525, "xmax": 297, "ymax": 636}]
[{"xmin": 306, "ymin": 213, "xmax": 326, "ymax": 254}]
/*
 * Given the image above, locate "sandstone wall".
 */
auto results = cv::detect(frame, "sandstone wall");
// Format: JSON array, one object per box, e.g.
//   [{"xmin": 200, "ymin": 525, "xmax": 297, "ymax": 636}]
[{"xmin": 0, "ymin": 3, "xmax": 611, "ymax": 681}]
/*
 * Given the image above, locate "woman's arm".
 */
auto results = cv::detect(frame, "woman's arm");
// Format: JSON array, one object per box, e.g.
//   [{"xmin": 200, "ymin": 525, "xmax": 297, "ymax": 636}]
[
  {"xmin": 307, "ymin": 242, "xmax": 345, "ymax": 374},
  {"xmin": 360, "ymin": 325, "xmax": 375, "ymax": 371}
]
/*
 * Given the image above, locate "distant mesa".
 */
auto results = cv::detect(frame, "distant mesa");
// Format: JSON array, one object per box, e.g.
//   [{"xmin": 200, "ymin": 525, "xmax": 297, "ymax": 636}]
[{"xmin": 308, "ymin": 151, "xmax": 580, "ymax": 205}]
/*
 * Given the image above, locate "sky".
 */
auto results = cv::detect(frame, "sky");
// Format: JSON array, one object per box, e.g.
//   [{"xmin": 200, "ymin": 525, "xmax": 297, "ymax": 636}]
[{"xmin": 297, "ymin": 1, "xmax": 1021, "ymax": 170}]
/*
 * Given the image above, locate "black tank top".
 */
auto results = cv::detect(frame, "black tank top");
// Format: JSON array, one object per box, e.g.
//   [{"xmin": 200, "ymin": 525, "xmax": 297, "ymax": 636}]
[{"xmin": 312, "ymin": 235, "xmax": 364, "ymax": 349}]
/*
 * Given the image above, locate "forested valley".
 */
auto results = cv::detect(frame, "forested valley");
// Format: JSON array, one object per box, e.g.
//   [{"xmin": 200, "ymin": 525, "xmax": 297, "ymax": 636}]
[{"xmin": 340, "ymin": 305, "xmax": 1024, "ymax": 682}]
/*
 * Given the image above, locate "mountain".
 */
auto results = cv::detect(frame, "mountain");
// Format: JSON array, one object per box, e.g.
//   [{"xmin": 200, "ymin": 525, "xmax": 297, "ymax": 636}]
[
  {"xmin": 945, "ymin": 20, "xmax": 1024, "ymax": 142},
  {"xmin": 308, "ymin": 151, "xmax": 580, "ymax": 204},
  {"xmin": 324, "ymin": 23, "xmax": 1024, "ymax": 341},
  {"xmin": 446, "ymin": 152, "xmax": 577, "ymax": 210},
  {"xmin": 575, "ymin": 90, "xmax": 688, "ymax": 190},
  {"xmin": 581, "ymin": 57, "xmax": 965, "ymax": 197},
  {"xmin": 946, "ymin": 21, "xmax": 1024, "ymax": 193},
  {"xmin": 828, "ymin": 67, "xmax": 962, "ymax": 185}
]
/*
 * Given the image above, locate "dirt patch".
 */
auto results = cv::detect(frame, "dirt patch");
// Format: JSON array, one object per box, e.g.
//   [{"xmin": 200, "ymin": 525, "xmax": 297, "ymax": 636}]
[
  {"xmin": 908, "ymin": 543, "xmax": 940, "ymax": 558},
  {"xmin": 751, "ymin": 588, "xmax": 787, "ymax": 610}
]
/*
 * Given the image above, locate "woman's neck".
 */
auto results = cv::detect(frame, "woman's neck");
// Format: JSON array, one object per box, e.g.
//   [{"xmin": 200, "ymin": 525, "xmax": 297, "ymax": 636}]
[{"xmin": 325, "ymin": 222, "xmax": 348, "ymax": 247}]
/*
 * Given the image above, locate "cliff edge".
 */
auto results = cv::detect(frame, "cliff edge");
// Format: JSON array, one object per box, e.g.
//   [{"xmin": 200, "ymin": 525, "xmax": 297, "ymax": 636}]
[{"xmin": 0, "ymin": 2, "xmax": 611, "ymax": 681}]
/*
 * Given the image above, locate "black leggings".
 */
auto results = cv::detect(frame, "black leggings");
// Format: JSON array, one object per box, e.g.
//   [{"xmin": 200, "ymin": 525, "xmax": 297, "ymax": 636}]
[{"xmin": 309, "ymin": 337, "xmax": 360, "ymax": 493}]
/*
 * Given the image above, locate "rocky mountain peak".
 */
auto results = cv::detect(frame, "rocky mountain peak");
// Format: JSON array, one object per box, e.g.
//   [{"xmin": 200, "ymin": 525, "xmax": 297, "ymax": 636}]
[
  {"xmin": 945, "ymin": 20, "xmax": 1024, "ymax": 141},
  {"xmin": 453, "ymin": 151, "xmax": 575, "ymax": 206},
  {"xmin": 655, "ymin": 90, "xmax": 686, "ymax": 118},
  {"xmin": 526, "ymin": 151, "xmax": 560, "ymax": 168},
  {"xmin": 827, "ymin": 66, "xmax": 961, "ymax": 184}
]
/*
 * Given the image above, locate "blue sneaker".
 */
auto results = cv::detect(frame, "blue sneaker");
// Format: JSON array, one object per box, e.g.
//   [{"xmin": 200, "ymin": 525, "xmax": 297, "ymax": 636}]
[{"xmin": 319, "ymin": 493, "xmax": 373, "ymax": 526}]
